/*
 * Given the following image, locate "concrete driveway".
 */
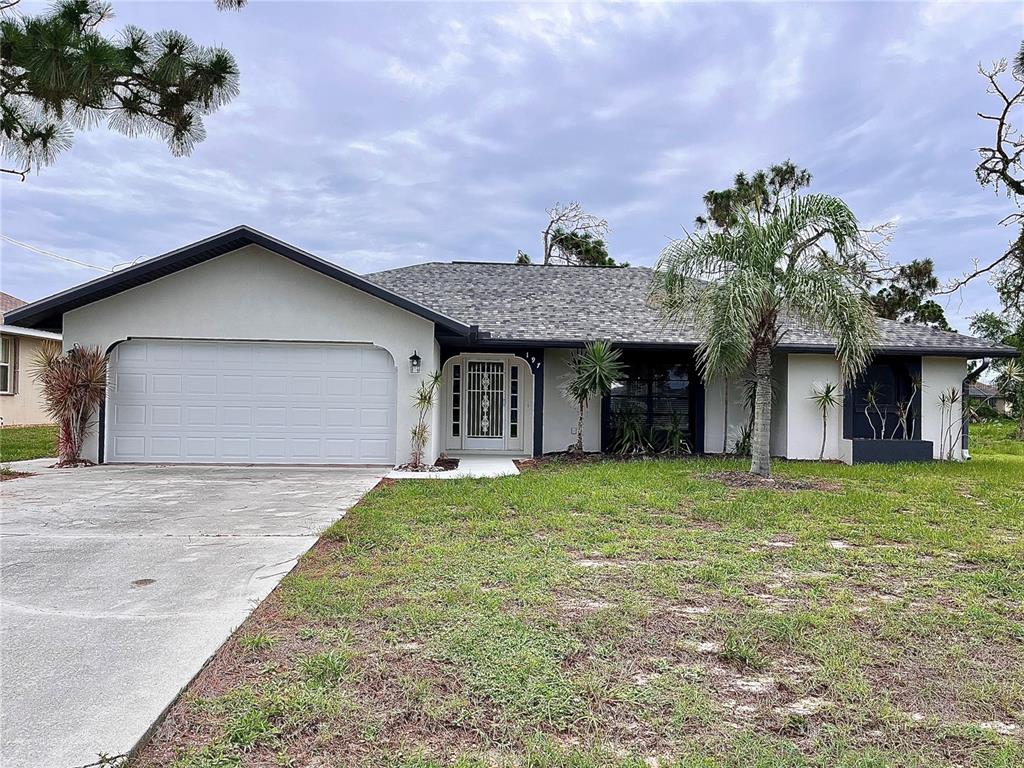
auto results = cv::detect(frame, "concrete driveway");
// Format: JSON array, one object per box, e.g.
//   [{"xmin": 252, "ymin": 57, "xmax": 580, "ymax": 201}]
[{"xmin": 0, "ymin": 464, "xmax": 383, "ymax": 768}]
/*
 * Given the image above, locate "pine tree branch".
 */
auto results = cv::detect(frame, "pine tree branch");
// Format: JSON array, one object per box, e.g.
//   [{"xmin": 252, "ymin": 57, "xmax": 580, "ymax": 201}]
[{"xmin": 1, "ymin": 166, "xmax": 29, "ymax": 181}]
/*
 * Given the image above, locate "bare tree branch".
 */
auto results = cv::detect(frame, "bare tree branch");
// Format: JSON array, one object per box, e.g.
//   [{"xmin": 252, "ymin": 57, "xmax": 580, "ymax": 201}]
[
  {"xmin": 541, "ymin": 201, "xmax": 609, "ymax": 265},
  {"xmin": 1, "ymin": 166, "xmax": 28, "ymax": 181}
]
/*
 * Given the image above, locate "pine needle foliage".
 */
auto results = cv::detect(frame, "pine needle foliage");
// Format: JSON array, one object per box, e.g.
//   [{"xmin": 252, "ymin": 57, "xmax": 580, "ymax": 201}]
[{"xmin": 1, "ymin": 0, "xmax": 240, "ymax": 177}]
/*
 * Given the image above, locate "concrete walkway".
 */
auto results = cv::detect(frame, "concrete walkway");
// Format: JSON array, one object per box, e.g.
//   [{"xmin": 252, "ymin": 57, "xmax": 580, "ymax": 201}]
[
  {"xmin": 0, "ymin": 464, "xmax": 382, "ymax": 768},
  {"xmin": 387, "ymin": 455, "xmax": 520, "ymax": 480}
]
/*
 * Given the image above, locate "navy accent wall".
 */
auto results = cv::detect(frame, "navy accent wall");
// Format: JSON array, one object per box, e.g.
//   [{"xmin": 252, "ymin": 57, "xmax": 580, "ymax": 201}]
[{"xmin": 843, "ymin": 355, "xmax": 923, "ymax": 440}]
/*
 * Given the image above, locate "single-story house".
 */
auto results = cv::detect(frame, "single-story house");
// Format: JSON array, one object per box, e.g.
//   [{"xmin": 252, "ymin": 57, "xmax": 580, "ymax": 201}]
[
  {"xmin": 0, "ymin": 292, "xmax": 61, "ymax": 427},
  {"xmin": 968, "ymin": 381, "xmax": 1013, "ymax": 416},
  {"xmin": 5, "ymin": 226, "xmax": 1019, "ymax": 465}
]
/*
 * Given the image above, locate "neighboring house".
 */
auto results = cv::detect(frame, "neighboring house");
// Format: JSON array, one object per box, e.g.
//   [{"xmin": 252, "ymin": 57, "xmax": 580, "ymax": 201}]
[
  {"xmin": 5, "ymin": 227, "xmax": 1019, "ymax": 465},
  {"xmin": 968, "ymin": 381, "xmax": 1012, "ymax": 416},
  {"xmin": 0, "ymin": 292, "xmax": 61, "ymax": 427}
]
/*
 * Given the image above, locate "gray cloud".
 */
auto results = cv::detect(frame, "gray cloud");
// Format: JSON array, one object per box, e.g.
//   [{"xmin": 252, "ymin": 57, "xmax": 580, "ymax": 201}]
[{"xmin": 1, "ymin": 1, "xmax": 1020, "ymax": 332}]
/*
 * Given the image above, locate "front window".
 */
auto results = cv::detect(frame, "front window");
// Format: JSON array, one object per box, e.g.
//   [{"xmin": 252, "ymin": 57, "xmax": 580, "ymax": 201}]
[
  {"xmin": 509, "ymin": 364, "xmax": 520, "ymax": 439},
  {"xmin": 606, "ymin": 353, "xmax": 693, "ymax": 452},
  {"xmin": 0, "ymin": 336, "xmax": 14, "ymax": 394},
  {"xmin": 451, "ymin": 363, "xmax": 461, "ymax": 437}
]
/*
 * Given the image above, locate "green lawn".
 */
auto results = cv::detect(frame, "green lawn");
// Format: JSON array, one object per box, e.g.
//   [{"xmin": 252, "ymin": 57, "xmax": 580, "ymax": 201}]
[
  {"xmin": 137, "ymin": 447, "xmax": 1023, "ymax": 768},
  {"xmin": 971, "ymin": 418, "xmax": 1024, "ymax": 457},
  {"xmin": 0, "ymin": 424, "xmax": 57, "ymax": 462}
]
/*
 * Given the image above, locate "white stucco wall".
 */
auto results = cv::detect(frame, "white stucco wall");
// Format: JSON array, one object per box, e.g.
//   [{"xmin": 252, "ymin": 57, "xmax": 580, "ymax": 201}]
[
  {"xmin": 543, "ymin": 348, "xmax": 601, "ymax": 453},
  {"xmin": 703, "ymin": 376, "xmax": 748, "ymax": 454},
  {"xmin": 61, "ymin": 245, "xmax": 441, "ymax": 465},
  {"xmin": 921, "ymin": 356, "xmax": 966, "ymax": 460},
  {"xmin": 786, "ymin": 354, "xmax": 843, "ymax": 460},
  {"xmin": 703, "ymin": 355, "xmax": 787, "ymax": 456}
]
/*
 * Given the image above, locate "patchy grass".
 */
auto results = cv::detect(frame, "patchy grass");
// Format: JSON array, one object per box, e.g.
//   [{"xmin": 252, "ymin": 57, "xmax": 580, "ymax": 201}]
[
  {"xmin": 971, "ymin": 418, "xmax": 1023, "ymax": 457},
  {"xmin": 134, "ymin": 447, "xmax": 1024, "ymax": 768},
  {"xmin": 0, "ymin": 464, "xmax": 33, "ymax": 481},
  {"xmin": 0, "ymin": 424, "xmax": 56, "ymax": 461}
]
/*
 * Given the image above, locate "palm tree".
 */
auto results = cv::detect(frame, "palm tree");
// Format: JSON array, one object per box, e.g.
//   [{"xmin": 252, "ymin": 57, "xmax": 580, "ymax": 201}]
[
  {"xmin": 652, "ymin": 193, "xmax": 878, "ymax": 477},
  {"xmin": 31, "ymin": 342, "xmax": 108, "ymax": 466},
  {"xmin": 564, "ymin": 340, "xmax": 624, "ymax": 453},
  {"xmin": 809, "ymin": 382, "xmax": 841, "ymax": 460}
]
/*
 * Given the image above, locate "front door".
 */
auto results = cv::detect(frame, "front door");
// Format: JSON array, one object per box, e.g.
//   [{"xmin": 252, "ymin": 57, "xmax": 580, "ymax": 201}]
[{"xmin": 463, "ymin": 360, "xmax": 505, "ymax": 450}]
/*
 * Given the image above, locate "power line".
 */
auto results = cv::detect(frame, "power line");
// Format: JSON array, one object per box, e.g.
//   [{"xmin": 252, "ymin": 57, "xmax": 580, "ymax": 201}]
[{"xmin": 0, "ymin": 234, "xmax": 112, "ymax": 273}]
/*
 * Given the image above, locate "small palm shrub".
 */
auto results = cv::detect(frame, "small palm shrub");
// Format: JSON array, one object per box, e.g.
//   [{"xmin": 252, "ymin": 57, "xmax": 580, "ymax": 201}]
[
  {"xmin": 409, "ymin": 371, "xmax": 442, "ymax": 468},
  {"xmin": 808, "ymin": 382, "xmax": 841, "ymax": 460},
  {"xmin": 31, "ymin": 342, "xmax": 108, "ymax": 467},
  {"xmin": 564, "ymin": 341, "xmax": 624, "ymax": 453}
]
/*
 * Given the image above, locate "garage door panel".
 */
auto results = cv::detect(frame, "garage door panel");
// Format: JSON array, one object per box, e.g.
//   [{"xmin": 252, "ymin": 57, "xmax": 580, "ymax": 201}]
[
  {"xmin": 151, "ymin": 436, "xmax": 182, "ymax": 458},
  {"xmin": 222, "ymin": 406, "xmax": 252, "ymax": 426},
  {"xmin": 151, "ymin": 343, "xmax": 183, "ymax": 363},
  {"xmin": 222, "ymin": 375, "xmax": 253, "ymax": 395},
  {"xmin": 107, "ymin": 340, "xmax": 396, "ymax": 464},
  {"xmin": 188, "ymin": 406, "xmax": 217, "ymax": 426},
  {"xmin": 186, "ymin": 437, "xmax": 217, "ymax": 458},
  {"xmin": 114, "ymin": 404, "xmax": 147, "ymax": 426},
  {"xmin": 114, "ymin": 435, "xmax": 146, "ymax": 458},
  {"xmin": 292, "ymin": 376, "xmax": 321, "ymax": 395},
  {"xmin": 151, "ymin": 405, "xmax": 182, "ymax": 426},
  {"xmin": 360, "ymin": 439, "xmax": 391, "ymax": 461},
  {"xmin": 152, "ymin": 374, "xmax": 182, "ymax": 394},
  {"xmin": 221, "ymin": 437, "xmax": 252, "ymax": 458},
  {"xmin": 117, "ymin": 373, "xmax": 148, "ymax": 394}
]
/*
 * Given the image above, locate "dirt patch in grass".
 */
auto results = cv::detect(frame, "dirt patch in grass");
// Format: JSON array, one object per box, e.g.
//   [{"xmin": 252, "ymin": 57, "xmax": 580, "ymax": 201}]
[
  {"xmin": 705, "ymin": 470, "xmax": 842, "ymax": 492},
  {"xmin": 0, "ymin": 469, "xmax": 33, "ymax": 481}
]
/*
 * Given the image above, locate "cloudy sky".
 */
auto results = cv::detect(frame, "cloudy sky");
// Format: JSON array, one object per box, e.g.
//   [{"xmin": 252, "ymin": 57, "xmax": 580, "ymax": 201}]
[{"xmin": 2, "ymin": 1, "xmax": 1021, "ymax": 331}]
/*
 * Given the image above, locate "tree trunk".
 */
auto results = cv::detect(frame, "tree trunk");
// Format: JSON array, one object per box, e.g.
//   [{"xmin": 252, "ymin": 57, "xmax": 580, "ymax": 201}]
[
  {"xmin": 819, "ymin": 412, "xmax": 827, "ymax": 461},
  {"xmin": 575, "ymin": 403, "xmax": 585, "ymax": 453},
  {"xmin": 750, "ymin": 346, "xmax": 773, "ymax": 477}
]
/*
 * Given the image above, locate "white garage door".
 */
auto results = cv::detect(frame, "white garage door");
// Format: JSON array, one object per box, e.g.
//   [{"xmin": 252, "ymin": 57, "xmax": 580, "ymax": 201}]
[{"xmin": 106, "ymin": 340, "xmax": 396, "ymax": 464}]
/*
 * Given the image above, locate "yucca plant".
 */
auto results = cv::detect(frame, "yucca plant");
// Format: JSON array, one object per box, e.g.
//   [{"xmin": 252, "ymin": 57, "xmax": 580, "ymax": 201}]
[
  {"xmin": 564, "ymin": 340, "xmax": 624, "ymax": 453},
  {"xmin": 611, "ymin": 403, "xmax": 651, "ymax": 455},
  {"xmin": 808, "ymin": 382, "xmax": 841, "ymax": 460},
  {"xmin": 894, "ymin": 374, "xmax": 921, "ymax": 440},
  {"xmin": 31, "ymin": 342, "xmax": 108, "ymax": 467},
  {"xmin": 938, "ymin": 386, "xmax": 969, "ymax": 460},
  {"xmin": 653, "ymin": 192, "xmax": 879, "ymax": 477},
  {"xmin": 409, "ymin": 371, "xmax": 443, "ymax": 468}
]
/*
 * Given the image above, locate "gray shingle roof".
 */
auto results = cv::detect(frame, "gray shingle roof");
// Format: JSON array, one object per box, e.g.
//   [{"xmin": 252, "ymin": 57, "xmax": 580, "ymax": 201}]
[{"xmin": 367, "ymin": 262, "xmax": 1018, "ymax": 357}]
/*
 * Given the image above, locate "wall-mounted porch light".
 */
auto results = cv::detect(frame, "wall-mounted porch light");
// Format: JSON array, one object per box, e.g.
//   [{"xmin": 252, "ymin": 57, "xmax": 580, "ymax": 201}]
[{"xmin": 409, "ymin": 350, "xmax": 422, "ymax": 374}]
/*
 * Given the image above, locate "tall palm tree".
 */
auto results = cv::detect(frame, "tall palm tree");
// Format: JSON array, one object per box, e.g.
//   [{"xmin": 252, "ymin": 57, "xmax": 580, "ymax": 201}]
[{"xmin": 652, "ymin": 193, "xmax": 878, "ymax": 477}]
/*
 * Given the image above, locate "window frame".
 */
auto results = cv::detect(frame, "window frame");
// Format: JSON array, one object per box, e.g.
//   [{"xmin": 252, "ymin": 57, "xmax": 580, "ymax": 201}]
[{"xmin": 0, "ymin": 335, "xmax": 16, "ymax": 395}]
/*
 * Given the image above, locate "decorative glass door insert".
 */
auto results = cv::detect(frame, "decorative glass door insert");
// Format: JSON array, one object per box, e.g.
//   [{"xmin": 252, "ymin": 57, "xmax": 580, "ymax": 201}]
[{"xmin": 466, "ymin": 361, "xmax": 505, "ymax": 440}]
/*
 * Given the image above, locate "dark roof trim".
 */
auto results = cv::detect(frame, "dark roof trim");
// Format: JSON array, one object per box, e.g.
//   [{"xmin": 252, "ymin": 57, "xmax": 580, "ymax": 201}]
[
  {"xmin": 4, "ymin": 226, "xmax": 473, "ymax": 336},
  {"xmin": 777, "ymin": 342, "xmax": 1020, "ymax": 359},
  {"xmin": 444, "ymin": 335, "xmax": 1020, "ymax": 359}
]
